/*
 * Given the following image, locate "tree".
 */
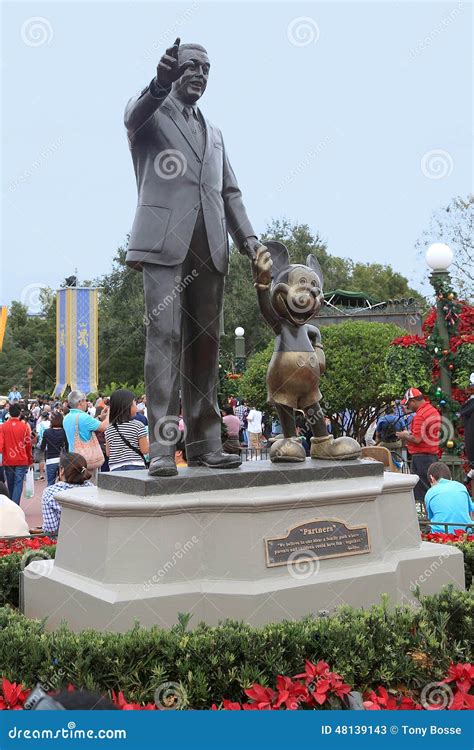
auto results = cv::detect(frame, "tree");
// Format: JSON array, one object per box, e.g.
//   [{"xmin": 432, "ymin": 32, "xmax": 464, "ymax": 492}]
[
  {"xmin": 95, "ymin": 247, "xmax": 146, "ymax": 388},
  {"xmin": 238, "ymin": 342, "xmax": 273, "ymax": 410},
  {"xmin": 239, "ymin": 321, "xmax": 405, "ymax": 441},
  {"xmin": 222, "ymin": 218, "xmax": 421, "ymax": 364},
  {"xmin": 350, "ymin": 262, "xmax": 421, "ymax": 301},
  {"xmin": 0, "ymin": 292, "xmax": 55, "ymax": 396},
  {"xmin": 0, "ymin": 218, "xmax": 425, "ymax": 395},
  {"xmin": 416, "ymin": 194, "xmax": 473, "ymax": 301}
]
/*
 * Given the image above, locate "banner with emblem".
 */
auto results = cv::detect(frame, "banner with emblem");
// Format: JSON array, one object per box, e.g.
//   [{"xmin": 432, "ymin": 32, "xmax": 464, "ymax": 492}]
[
  {"xmin": 53, "ymin": 289, "xmax": 68, "ymax": 396},
  {"xmin": 53, "ymin": 287, "xmax": 99, "ymax": 397},
  {"xmin": 0, "ymin": 306, "xmax": 7, "ymax": 352}
]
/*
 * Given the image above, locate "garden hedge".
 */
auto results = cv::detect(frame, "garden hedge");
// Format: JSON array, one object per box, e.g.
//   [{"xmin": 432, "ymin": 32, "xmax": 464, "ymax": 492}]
[
  {"xmin": 0, "ymin": 541, "xmax": 56, "ymax": 608},
  {"xmin": 0, "ymin": 587, "xmax": 472, "ymax": 708}
]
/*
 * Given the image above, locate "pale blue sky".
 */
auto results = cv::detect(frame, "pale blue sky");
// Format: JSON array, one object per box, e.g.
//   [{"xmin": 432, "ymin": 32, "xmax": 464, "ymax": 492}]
[{"xmin": 1, "ymin": 1, "xmax": 472, "ymax": 311}]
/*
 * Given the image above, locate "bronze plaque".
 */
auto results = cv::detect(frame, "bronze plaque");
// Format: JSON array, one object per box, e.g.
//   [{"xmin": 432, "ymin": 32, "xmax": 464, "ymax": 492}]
[{"xmin": 265, "ymin": 518, "xmax": 370, "ymax": 567}]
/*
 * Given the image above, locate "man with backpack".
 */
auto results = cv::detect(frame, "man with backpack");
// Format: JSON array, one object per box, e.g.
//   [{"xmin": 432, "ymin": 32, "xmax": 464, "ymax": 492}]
[{"xmin": 375, "ymin": 404, "xmax": 405, "ymax": 451}]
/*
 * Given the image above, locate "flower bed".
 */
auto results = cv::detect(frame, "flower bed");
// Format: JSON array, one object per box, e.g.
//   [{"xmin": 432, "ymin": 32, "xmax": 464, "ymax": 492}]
[
  {"xmin": 0, "ymin": 587, "xmax": 472, "ymax": 709},
  {"xmin": 1, "ymin": 660, "xmax": 472, "ymax": 711},
  {"xmin": 0, "ymin": 537, "xmax": 56, "ymax": 608},
  {"xmin": 422, "ymin": 530, "xmax": 474, "ymax": 589},
  {"xmin": 0, "ymin": 536, "xmax": 56, "ymax": 557}
]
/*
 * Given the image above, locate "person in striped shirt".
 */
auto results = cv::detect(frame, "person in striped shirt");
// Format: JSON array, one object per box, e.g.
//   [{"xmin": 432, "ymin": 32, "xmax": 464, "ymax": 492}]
[{"xmin": 105, "ymin": 389, "xmax": 149, "ymax": 472}]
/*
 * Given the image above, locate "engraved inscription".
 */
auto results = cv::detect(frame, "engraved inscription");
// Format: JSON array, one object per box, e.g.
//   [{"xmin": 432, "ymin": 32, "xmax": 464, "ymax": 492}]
[{"xmin": 265, "ymin": 518, "xmax": 370, "ymax": 567}]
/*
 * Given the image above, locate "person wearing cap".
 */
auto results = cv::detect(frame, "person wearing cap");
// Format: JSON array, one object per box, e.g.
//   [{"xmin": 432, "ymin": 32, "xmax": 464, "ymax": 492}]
[
  {"xmin": 396, "ymin": 388, "xmax": 441, "ymax": 507},
  {"xmin": 134, "ymin": 402, "xmax": 148, "ymax": 427}
]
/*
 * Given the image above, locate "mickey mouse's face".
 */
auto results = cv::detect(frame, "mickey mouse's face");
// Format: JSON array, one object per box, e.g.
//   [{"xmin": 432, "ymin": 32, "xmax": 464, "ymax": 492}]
[{"xmin": 271, "ymin": 264, "xmax": 323, "ymax": 325}]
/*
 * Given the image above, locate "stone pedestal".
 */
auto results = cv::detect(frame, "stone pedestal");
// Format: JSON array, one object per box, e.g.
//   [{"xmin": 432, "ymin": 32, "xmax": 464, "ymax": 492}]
[{"xmin": 23, "ymin": 459, "xmax": 464, "ymax": 632}]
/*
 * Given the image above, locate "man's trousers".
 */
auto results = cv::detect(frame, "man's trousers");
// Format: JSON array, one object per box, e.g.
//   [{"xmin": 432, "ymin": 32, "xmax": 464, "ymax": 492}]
[
  {"xmin": 142, "ymin": 210, "xmax": 225, "ymax": 461},
  {"xmin": 411, "ymin": 453, "xmax": 438, "ymax": 505}
]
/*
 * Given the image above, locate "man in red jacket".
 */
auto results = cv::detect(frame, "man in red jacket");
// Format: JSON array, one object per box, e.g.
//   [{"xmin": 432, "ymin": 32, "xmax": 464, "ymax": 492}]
[
  {"xmin": 0, "ymin": 403, "xmax": 33, "ymax": 504},
  {"xmin": 396, "ymin": 387, "xmax": 441, "ymax": 507}
]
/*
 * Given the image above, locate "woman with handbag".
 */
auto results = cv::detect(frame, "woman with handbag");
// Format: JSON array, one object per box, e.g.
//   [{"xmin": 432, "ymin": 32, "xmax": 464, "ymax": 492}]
[
  {"xmin": 63, "ymin": 390, "xmax": 109, "ymax": 484},
  {"xmin": 105, "ymin": 389, "xmax": 149, "ymax": 472}
]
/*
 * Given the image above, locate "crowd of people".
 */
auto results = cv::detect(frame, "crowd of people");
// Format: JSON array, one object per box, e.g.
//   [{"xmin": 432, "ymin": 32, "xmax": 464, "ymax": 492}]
[
  {"xmin": 0, "ymin": 387, "xmax": 150, "ymax": 535},
  {"xmin": 0, "ymin": 380, "xmax": 472, "ymax": 539}
]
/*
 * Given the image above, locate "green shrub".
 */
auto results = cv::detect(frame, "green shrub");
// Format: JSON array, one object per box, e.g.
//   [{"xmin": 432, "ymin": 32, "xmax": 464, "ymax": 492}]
[
  {"xmin": 0, "ymin": 546, "xmax": 56, "ymax": 608},
  {"xmin": 0, "ymin": 587, "xmax": 471, "ymax": 708},
  {"xmin": 455, "ymin": 541, "xmax": 474, "ymax": 589}
]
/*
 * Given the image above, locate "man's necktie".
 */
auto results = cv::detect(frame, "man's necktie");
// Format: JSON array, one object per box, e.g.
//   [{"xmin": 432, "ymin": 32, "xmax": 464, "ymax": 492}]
[{"xmin": 182, "ymin": 106, "xmax": 205, "ymax": 156}]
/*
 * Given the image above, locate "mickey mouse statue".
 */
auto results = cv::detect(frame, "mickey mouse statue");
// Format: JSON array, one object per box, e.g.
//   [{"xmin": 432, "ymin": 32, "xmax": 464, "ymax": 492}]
[{"xmin": 253, "ymin": 241, "xmax": 361, "ymax": 463}]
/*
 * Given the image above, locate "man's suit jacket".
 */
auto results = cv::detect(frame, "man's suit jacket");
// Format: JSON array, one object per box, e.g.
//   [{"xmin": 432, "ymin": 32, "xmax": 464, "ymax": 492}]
[{"xmin": 124, "ymin": 81, "xmax": 255, "ymax": 273}]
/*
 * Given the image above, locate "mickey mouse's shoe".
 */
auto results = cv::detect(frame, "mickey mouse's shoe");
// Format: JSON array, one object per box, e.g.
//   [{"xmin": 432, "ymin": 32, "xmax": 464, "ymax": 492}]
[
  {"xmin": 310, "ymin": 435, "xmax": 361, "ymax": 461},
  {"xmin": 269, "ymin": 437, "xmax": 306, "ymax": 463}
]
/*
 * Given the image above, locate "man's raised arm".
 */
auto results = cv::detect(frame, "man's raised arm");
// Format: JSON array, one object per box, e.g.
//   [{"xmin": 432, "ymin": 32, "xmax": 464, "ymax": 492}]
[{"xmin": 124, "ymin": 38, "xmax": 193, "ymax": 137}]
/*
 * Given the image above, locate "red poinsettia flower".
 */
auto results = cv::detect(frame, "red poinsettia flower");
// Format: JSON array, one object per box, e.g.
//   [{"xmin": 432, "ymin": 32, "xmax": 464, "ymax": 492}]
[
  {"xmin": 222, "ymin": 700, "xmax": 242, "ymax": 710},
  {"xmin": 110, "ymin": 690, "xmax": 145, "ymax": 711},
  {"xmin": 294, "ymin": 659, "xmax": 330, "ymax": 684},
  {"xmin": 363, "ymin": 687, "xmax": 400, "ymax": 710},
  {"xmin": 0, "ymin": 679, "xmax": 30, "ymax": 710},
  {"xmin": 244, "ymin": 683, "xmax": 276, "ymax": 710},
  {"xmin": 442, "ymin": 663, "xmax": 474, "ymax": 689},
  {"xmin": 275, "ymin": 675, "xmax": 308, "ymax": 710},
  {"xmin": 328, "ymin": 674, "xmax": 351, "ymax": 699},
  {"xmin": 391, "ymin": 335, "xmax": 426, "ymax": 348}
]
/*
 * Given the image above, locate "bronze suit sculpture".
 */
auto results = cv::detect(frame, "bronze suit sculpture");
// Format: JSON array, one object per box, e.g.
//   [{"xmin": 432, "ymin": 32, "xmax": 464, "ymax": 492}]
[
  {"xmin": 125, "ymin": 39, "xmax": 261, "ymax": 476},
  {"xmin": 253, "ymin": 242, "xmax": 361, "ymax": 462}
]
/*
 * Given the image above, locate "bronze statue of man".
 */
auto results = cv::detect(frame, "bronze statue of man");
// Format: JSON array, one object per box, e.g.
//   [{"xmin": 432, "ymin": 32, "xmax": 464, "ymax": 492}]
[{"xmin": 124, "ymin": 39, "xmax": 260, "ymax": 476}]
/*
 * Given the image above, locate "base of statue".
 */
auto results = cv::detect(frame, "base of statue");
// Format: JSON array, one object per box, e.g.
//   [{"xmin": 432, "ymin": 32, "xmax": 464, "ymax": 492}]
[{"xmin": 23, "ymin": 459, "xmax": 464, "ymax": 632}]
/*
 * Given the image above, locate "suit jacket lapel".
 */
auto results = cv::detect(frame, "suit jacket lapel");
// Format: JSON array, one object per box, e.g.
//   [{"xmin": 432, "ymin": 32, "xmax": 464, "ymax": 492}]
[
  {"xmin": 198, "ymin": 106, "xmax": 210, "ymax": 163},
  {"xmin": 163, "ymin": 98, "xmax": 201, "ymax": 160}
]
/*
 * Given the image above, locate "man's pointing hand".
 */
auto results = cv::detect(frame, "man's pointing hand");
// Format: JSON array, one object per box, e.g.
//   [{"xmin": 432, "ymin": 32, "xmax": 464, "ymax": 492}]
[{"xmin": 157, "ymin": 38, "xmax": 194, "ymax": 88}]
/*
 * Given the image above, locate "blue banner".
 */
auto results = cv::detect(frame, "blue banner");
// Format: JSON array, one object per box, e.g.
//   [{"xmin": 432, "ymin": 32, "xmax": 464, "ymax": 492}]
[
  {"xmin": 71, "ymin": 288, "xmax": 98, "ymax": 395},
  {"xmin": 53, "ymin": 290, "xmax": 67, "ymax": 397},
  {"xmin": 0, "ymin": 711, "xmax": 471, "ymax": 750},
  {"xmin": 53, "ymin": 288, "xmax": 99, "ymax": 397}
]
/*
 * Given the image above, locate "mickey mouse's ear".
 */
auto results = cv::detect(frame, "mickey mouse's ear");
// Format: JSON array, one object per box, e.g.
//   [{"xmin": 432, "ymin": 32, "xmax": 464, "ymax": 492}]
[
  {"xmin": 306, "ymin": 254, "xmax": 324, "ymax": 287},
  {"xmin": 262, "ymin": 241, "xmax": 290, "ymax": 278}
]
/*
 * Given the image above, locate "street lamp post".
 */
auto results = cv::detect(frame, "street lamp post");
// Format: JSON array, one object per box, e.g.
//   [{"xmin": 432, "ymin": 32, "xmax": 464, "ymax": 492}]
[
  {"xmin": 234, "ymin": 327, "xmax": 246, "ymax": 373},
  {"xmin": 425, "ymin": 243, "xmax": 462, "ymax": 479},
  {"xmin": 426, "ymin": 243, "xmax": 454, "ymax": 398},
  {"xmin": 26, "ymin": 366, "xmax": 33, "ymax": 401}
]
